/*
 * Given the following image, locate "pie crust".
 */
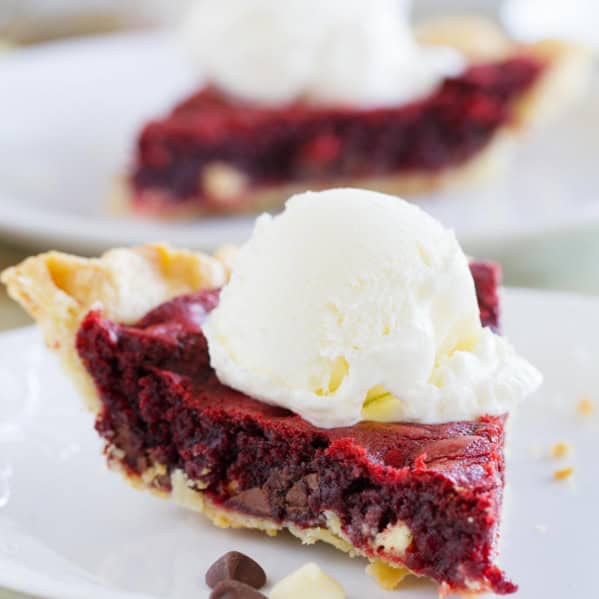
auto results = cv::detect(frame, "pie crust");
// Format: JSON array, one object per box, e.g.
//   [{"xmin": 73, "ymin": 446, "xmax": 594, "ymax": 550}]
[{"xmin": 1, "ymin": 245, "xmax": 227, "ymax": 411}]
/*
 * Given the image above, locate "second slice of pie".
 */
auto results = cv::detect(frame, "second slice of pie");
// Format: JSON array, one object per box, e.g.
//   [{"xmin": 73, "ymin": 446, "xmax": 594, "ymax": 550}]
[{"xmin": 117, "ymin": 1, "xmax": 591, "ymax": 217}]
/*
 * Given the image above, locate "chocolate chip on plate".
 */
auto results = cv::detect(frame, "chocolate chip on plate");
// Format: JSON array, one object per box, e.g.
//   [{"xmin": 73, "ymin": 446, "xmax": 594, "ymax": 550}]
[
  {"xmin": 209, "ymin": 580, "xmax": 267, "ymax": 599},
  {"xmin": 206, "ymin": 551, "xmax": 267, "ymax": 589},
  {"xmin": 226, "ymin": 487, "xmax": 272, "ymax": 517}
]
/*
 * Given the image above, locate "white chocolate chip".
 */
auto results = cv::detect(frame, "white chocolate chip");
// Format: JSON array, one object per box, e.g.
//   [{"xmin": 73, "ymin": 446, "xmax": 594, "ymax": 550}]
[
  {"xmin": 201, "ymin": 162, "xmax": 248, "ymax": 203},
  {"xmin": 373, "ymin": 522, "xmax": 412, "ymax": 554},
  {"xmin": 269, "ymin": 563, "xmax": 345, "ymax": 599}
]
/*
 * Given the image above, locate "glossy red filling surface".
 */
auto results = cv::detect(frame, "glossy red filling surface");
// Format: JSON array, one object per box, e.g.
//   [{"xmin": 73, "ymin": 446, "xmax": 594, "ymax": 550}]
[
  {"xmin": 76, "ymin": 261, "xmax": 515, "ymax": 594},
  {"xmin": 132, "ymin": 56, "xmax": 543, "ymax": 209}
]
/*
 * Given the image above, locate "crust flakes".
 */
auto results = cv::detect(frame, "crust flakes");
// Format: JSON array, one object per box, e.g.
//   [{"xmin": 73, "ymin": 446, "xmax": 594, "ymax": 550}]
[{"xmin": 1, "ymin": 244, "xmax": 227, "ymax": 411}]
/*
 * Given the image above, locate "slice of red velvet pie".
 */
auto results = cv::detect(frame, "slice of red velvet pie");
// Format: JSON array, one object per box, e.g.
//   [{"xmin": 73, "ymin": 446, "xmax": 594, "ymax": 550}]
[
  {"xmin": 4, "ymin": 243, "xmax": 518, "ymax": 595},
  {"xmin": 116, "ymin": 16, "xmax": 590, "ymax": 218}
]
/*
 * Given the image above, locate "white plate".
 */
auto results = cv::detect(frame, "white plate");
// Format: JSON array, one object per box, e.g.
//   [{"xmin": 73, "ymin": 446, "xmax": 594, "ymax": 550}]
[
  {"xmin": 0, "ymin": 32, "xmax": 598, "ymax": 254},
  {"xmin": 0, "ymin": 288, "xmax": 598, "ymax": 599}
]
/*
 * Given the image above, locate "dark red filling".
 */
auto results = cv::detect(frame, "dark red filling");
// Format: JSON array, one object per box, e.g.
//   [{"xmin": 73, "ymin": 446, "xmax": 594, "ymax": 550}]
[
  {"xmin": 470, "ymin": 260, "xmax": 501, "ymax": 332},
  {"xmin": 75, "ymin": 261, "xmax": 514, "ymax": 594},
  {"xmin": 132, "ymin": 56, "xmax": 543, "ymax": 208}
]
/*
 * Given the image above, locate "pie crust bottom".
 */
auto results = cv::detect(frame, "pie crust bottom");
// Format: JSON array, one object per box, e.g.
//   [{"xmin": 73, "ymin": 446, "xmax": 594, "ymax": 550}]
[
  {"xmin": 115, "ymin": 459, "xmax": 493, "ymax": 596},
  {"xmin": 125, "ymin": 462, "xmax": 415, "ymax": 590}
]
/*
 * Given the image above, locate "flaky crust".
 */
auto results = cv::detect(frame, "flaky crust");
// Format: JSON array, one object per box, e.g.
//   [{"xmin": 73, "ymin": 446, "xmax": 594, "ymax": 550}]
[
  {"xmin": 1, "ymin": 244, "xmax": 228, "ymax": 411},
  {"xmin": 416, "ymin": 15, "xmax": 517, "ymax": 62},
  {"xmin": 416, "ymin": 16, "xmax": 593, "ymax": 128}
]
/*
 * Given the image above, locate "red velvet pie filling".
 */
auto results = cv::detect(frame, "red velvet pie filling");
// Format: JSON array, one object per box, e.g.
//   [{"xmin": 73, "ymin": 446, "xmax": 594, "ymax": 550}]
[
  {"xmin": 131, "ymin": 56, "xmax": 544, "ymax": 210},
  {"xmin": 75, "ymin": 261, "xmax": 515, "ymax": 594}
]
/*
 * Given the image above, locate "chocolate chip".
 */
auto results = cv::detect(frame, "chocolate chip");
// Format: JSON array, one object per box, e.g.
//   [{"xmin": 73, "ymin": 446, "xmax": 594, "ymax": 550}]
[
  {"xmin": 206, "ymin": 551, "xmax": 267, "ymax": 589},
  {"xmin": 285, "ymin": 472, "xmax": 323, "ymax": 513},
  {"xmin": 226, "ymin": 487, "xmax": 272, "ymax": 517},
  {"xmin": 209, "ymin": 580, "xmax": 267, "ymax": 599},
  {"xmin": 286, "ymin": 481, "xmax": 308, "ymax": 507},
  {"xmin": 304, "ymin": 472, "xmax": 320, "ymax": 491}
]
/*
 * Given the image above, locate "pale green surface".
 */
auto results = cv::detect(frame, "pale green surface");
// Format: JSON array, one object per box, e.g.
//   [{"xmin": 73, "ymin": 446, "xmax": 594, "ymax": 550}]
[
  {"xmin": 0, "ymin": 244, "xmax": 34, "ymax": 332},
  {"xmin": 0, "ymin": 592, "xmax": 36, "ymax": 599},
  {"xmin": 0, "ymin": 227, "xmax": 598, "ymax": 599}
]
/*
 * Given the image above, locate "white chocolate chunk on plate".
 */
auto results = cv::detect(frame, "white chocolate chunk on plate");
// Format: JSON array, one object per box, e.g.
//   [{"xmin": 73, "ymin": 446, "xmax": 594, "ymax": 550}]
[{"xmin": 269, "ymin": 563, "xmax": 345, "ymax": 599}]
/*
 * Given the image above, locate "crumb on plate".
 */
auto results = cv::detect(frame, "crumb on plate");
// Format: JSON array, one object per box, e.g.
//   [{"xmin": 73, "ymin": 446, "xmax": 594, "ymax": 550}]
[
  {"xmin": 554, "ymin": 466, "xmax": 575, "ymax": 481},
  {"xmin": 551, "ymin": 441, "xmax": 572, "ymax": 459},
  {"xmin": 577, "ymin": 396, "xmax": 595, "ymax": 416}
]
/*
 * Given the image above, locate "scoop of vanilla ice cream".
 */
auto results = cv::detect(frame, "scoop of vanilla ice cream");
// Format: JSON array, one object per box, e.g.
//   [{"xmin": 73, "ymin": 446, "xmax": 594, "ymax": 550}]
[
  {"xmin": 180, "ymin": 0, "xmax": 464, "ymax": 107},
  {"xmin": 204, "ymin": 189, "xmax": 541, "ymax": 428}
]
